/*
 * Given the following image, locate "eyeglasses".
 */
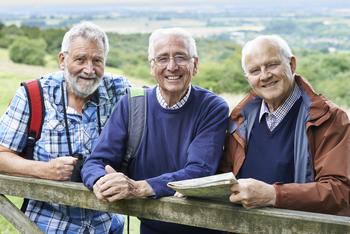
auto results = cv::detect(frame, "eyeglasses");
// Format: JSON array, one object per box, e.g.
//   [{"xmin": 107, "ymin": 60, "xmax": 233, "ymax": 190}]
[{"xmin": 152, "ymin": 55, "xmax": 193, "ymax": 67}]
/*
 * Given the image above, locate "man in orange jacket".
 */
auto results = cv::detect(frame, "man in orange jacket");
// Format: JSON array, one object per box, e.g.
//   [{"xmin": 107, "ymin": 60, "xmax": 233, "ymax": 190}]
[{"xmin": 221, "ymin": 35, "xmax": 350, "ymax": 216}]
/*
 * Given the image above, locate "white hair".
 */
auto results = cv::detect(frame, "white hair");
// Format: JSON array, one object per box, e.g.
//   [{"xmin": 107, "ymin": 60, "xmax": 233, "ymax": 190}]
[
  {"xmin": 148, "ymin": 27, "xmax": 198, "ymax": 61},
  {"xmin": 61, "ymin": 22, "xmax": 109, "ymax": 58},
  {"xmin": 241, "ymin": 35, "xmax": 293, "ymax": 74}
]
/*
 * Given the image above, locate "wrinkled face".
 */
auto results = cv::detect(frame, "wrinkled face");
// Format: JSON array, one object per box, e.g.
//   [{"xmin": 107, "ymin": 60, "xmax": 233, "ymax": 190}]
[
  {"xmin": 151, "ymin": 35, "xmax": 198, "ymax": 102},
  {"xmin": 244, "ymin": 40, "xmax": 295, "ymax": 110},
  {"xmin": 59, "ymin": 37, "xmax": 105, "ymax": 98}
]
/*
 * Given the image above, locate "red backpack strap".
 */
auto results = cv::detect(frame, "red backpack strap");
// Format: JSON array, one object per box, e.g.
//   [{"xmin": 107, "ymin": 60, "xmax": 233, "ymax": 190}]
[
  {"xmin": 19, "ymin": 79, "xmax": 45, "ymax": 212},
  {"xmin": 21, "ymin": 79, "xmax": 45, "ymax": 159}
]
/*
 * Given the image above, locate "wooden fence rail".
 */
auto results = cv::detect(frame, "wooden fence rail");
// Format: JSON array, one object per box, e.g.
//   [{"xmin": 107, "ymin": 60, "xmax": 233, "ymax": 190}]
[{"xmin": 0, "ymin": 174, "xmax": 349, "ymax": 234}]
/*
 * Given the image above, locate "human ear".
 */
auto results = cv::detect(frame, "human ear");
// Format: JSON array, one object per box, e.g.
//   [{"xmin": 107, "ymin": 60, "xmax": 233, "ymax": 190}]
[
  {"xmin": 192, "ymin": 57, "xmax": 199, "ymax": 76},
  {"xmin": 290, "ymin": 56, "xmax": 297, "ymax": 74},
  {"xmin": 58, "ymin": 52, "xmax": 65, "ymax": 70}
]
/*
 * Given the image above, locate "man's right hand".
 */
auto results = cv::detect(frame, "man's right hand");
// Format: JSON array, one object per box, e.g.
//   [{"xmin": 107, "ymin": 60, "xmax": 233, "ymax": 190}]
[
  {"xmin": 0, "ymin": 146, "xmax": 77, "ymax": 180},
  {"xmin": 93, "ymin": 165, "xmax": 155, "ymax": 202},
  {"xmin": 45, "ymin": 156, "xmax": 77, "ymax": 181},
  {"xmin": 229, "ymin": 178, "xmax": 276, "ymax": 209}
]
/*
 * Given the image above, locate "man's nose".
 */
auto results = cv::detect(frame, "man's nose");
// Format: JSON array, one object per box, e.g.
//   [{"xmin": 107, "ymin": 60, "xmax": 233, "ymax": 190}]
[
  {"xmin": 166, "ymin": 57, "xmax": 178, "ymax": 71},
  {"xmin": 260, "ymin": 67, "xmax": 272, "ymax": 80},
  {"xmin": 83, "ymin": 61, "xmax": 95, "ymax": 75}
]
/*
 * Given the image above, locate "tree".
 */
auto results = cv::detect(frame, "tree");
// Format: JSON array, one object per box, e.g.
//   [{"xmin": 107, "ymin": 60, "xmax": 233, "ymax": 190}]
[
  {"xmin": 42, "ymin": 28, "xmax": 66, "ymax": 54},
  {"xmin": 194, "ymin": 45, "xmax": 248, "ymax": 94},
  {"xmin": 9, "ymin": 37, "xmax": 47, "ymax": 66}
]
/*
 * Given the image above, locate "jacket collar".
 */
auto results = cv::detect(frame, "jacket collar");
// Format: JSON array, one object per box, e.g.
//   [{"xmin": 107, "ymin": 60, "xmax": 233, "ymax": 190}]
[
  {"xmin": 229, "ymin": 74, "xmax": 332, "ymax": 132},
  {"xmin": 294, "ymin": 75, "xmax": 331, "ymax": 125}
]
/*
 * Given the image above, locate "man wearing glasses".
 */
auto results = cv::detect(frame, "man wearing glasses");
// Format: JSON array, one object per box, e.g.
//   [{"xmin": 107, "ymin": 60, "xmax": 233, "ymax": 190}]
[{"xmin": 82, "ymin": 28, "xmax": 229, "ymax": 234}]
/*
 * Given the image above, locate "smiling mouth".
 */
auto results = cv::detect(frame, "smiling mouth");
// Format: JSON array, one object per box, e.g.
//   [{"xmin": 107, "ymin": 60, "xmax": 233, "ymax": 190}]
[
  {"xmin": 78, "ymin": 76, "xmax": 96, "ymax": 81},
  {"xmin": 262, "ymin": 81, "xmax": 278, "ymax": 88},
  {"xmin": 165, "ymin": 76, "xmax": 181, "ymax": 80}
]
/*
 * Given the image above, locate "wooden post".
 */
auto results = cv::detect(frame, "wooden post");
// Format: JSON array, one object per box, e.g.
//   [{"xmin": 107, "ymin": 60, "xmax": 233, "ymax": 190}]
[{"xmin": 0, "ymin": 194, "xmax": 43, "ymax": 234}]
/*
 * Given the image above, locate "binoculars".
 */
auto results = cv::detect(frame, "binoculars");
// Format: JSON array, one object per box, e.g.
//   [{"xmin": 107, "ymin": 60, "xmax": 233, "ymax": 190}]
[{"xmin": 70, "ymin": 153, "xmax": 84, "ymax": 182}]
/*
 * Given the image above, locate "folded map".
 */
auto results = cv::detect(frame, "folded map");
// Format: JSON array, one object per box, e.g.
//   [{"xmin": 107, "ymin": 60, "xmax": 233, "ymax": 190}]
[{"xmin": 167, "ymin": 172, "xmax": 237, "ymax": 201}]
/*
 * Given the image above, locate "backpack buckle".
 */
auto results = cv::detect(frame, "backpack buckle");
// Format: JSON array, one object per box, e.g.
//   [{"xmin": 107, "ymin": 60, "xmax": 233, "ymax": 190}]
[{"xmin": 27, "ymin": 134, "xmax": 36, "ymax": 147}]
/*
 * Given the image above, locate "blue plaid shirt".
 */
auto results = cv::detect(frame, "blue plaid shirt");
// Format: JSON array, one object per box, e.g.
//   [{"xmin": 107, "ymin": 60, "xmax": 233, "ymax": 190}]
[{"xmin": 0, "ymin": 71, "xmax": 129, "ymax": 233}]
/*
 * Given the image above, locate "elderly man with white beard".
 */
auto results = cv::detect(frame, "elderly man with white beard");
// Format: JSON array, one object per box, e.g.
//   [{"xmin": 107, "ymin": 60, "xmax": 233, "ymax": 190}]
[{"xmin": 0, "ymin": 22, "xmax": 128, "ymax": 233}]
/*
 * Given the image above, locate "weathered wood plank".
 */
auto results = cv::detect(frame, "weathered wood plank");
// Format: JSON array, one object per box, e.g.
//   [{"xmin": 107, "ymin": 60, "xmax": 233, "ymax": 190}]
[
  {"xmin": 0, "ymin": 194, "xmax": 43, "ymax": 234},
  {"xmin": 0, "ymin": 174, "xmax": 349, "ymax": 234}
]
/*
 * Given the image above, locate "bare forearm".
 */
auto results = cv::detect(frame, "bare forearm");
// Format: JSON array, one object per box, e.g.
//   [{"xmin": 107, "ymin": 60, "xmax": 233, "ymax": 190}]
[
  {"xmin": 0, "ymin": 149, "xmax": 75, "ymax": 181},
  {"xmin": 0, "ymin": 151, "xmax": 48, "ymax": 178}
]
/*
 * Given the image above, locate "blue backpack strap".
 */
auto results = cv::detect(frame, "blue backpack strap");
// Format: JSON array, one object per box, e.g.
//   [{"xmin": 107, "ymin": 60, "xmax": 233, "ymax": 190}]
[{"xmin": 120, "ymin": 87, "xmax": 147, "ymax": 173}]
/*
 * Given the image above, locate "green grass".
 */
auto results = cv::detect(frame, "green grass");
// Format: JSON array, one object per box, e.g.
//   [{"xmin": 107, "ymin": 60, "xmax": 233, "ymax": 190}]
[
  {"xmin": 0, "ymin": 72, "xmax": 33, "ymax": 114},
  {"xmin": 125, "ymin": 216, "xmax": 141, "ymax": 233},
  {"xmin": 0, "ymin": 196, "xmax": 21, "ymax": 234}
]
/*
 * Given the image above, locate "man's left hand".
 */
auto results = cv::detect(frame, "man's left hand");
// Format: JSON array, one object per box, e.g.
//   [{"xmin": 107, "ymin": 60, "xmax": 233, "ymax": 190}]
[{"xmin": 229, "ymin": 178, "xmax": 276, "ymax": 209}]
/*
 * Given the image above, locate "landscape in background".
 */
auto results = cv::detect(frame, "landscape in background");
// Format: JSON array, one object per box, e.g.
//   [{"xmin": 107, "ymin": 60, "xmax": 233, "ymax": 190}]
[
  {"xmin": 1, "ymin": 1, "xmax": 349, "ymax": 107},
  {"xmin": 1, "ymin": 0, "xmax": 350, "ymax": 50},
  {"xmin": 0, "ymin": 1, "xmax": 349, "ymax": 232}
]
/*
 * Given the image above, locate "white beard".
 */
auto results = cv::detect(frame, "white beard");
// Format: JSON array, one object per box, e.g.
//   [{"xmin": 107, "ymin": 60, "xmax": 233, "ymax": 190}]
[{"xmin": 64, "ymin": 68, "xmax": 101, "ymax": 99}]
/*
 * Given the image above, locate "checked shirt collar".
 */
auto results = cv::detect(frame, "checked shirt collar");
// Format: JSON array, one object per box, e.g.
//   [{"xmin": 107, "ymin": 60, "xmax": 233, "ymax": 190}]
[
  {"xmin": 259, "ymin": 83, "xmax": 302, "ymax": 131},
  {"xmin": 156, "ymin": 85, "xmax": 191, "ymax": 110}
]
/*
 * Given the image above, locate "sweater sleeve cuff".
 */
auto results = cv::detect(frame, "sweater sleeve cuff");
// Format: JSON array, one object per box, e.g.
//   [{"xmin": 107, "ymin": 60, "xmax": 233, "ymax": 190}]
[
  {"xmin": 83, "ymin": 171, "xmax": 106, "ymax": 191},
  {"xmin": 146, "ymin": 177, "xmax": 175, "ymax": 198}
]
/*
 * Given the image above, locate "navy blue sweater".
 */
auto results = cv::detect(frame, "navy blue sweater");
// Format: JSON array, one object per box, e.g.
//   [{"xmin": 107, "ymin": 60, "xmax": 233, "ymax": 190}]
[
  {"xmin": 239, "ymin": 98, "xmax": 302, "ymax": 184},
  {"xmin": 82, "ymin": 86, "xmax": 228, "ymax": 234}
]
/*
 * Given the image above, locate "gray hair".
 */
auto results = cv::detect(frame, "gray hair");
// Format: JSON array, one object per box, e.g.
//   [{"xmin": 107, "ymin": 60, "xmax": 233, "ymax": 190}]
[
  {"xmin": 61, "ymin": 22, "xmax": 109, "ymax": 58},
  {"xmin": 148, "ymin": 27, "xmax": 198, "ymax": 61},
  {"xmin": 241, "ymin": 35, "xmax": 293, "ymax": 74}
]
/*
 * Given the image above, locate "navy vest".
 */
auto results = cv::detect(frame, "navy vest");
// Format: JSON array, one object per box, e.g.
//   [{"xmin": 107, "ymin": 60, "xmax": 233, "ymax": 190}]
[{"xmin": 238, "ymin": 98, "xmax": 302, "ymax": 184}]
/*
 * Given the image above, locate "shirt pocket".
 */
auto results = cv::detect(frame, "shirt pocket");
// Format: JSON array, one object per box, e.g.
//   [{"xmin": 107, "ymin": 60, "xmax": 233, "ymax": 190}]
[
  {"xmin": 81, "ymin": 124, "xmax": 94, "ymax": 156},
  {"xmin": 43, "ymin": 119, "xmax": 69, "ymax": 157}
]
